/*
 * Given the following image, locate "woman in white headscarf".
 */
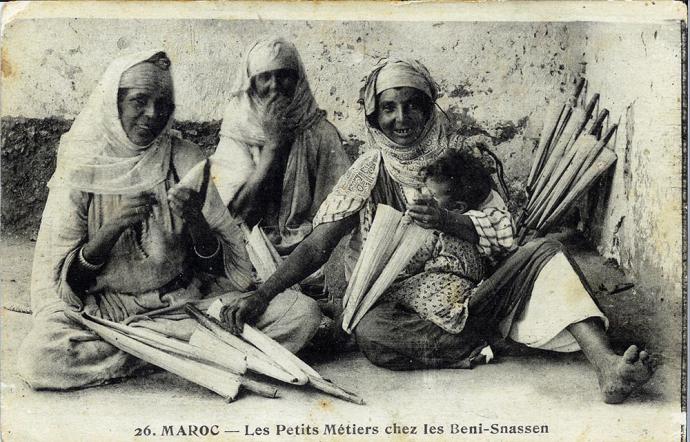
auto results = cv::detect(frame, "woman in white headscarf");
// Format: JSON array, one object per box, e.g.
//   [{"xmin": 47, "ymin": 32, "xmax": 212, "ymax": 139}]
[
  {"xmin": 210, "ymin": 37, "xmax": 351, "ymax": 264},
  {"xmin": 220, "ymin": 58, "xmax": 655, "ymax": 404},
  {"xmin": 17, "ymin": 50, "xmax": 321, "ymax": 390}
]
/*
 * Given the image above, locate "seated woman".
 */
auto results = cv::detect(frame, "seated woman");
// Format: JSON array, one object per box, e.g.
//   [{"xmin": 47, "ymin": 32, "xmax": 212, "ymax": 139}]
[
  {"xmin": 220, "ymin": 59, "xmax": 655, "ymax": 404},
  {"xmin": 17, "ymin": 50, "xmax": 321, "ymax": 391},
  {"xmin": 210, "ymin": 37, "xmax": 351, "ymax": 264}
]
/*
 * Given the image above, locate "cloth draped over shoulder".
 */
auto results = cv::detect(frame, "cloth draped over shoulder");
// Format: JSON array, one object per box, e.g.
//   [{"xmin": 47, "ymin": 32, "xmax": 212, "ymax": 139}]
[
  {"xmin": 211, "ymin": 37, "xmax": 351, "ymax": 253},
  {"xmin": 314, "ymin": 58, "xmax": 515, "ymax": 259},
  {"xmin": 32, "ymin": 49, "xmax": 254, "ymax": 316}
]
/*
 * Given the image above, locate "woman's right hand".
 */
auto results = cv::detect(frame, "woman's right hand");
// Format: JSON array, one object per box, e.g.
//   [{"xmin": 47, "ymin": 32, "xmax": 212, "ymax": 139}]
[
  {"xmin": 230, "ymin": 97, "xmax": 294, "ymax": 219},
  {"xmin": 260, "ymin": 94, "xmax": 294, "ymax": 148},
  {"xmin": 81, "ymin": 193, "xmax": 155, "ymax": 266},
  {"xmin": 220, "ymin": 292, "xmax": 270, "ymax": 335},
  {"xmin": 108, "ymin": 193, "xmax": 155, "ymax": 233},
  {"xmin": 407, "ymin": 197, "xmax": 444, "ymax": 230}
]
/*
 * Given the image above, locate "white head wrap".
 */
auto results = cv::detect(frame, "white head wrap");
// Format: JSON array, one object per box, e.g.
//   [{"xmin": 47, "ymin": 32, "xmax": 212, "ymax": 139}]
[
  {"xmin": 48, "ymin": 50, "xmax": 175, "ymax": 194},
  {"xmin": 219, "ymin": 37, "xmax": 324, "ymax": 146},
  {"xmin": 360, "ymin": 59, "xmax": 447, "ymax": 187}
]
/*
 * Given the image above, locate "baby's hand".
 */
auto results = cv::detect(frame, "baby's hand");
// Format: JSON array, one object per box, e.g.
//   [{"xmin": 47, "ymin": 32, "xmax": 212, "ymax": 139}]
[{"xmin": 402, "ymin": 210, "xmax": 413, "ymax": 225}]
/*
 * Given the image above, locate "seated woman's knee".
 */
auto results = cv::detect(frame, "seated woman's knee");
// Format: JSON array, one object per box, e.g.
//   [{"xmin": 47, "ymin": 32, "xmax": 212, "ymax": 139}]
[
  {"xmin": 16, "ymin": 332, "xmax": 62, "ymax": 390},
  {"xmin": 353, "ymin": 314, "xmax": 392, "ymax": 364},
  {"xmin": 290, "ymin": 293, "xmax": 322, "ymax": 334}
]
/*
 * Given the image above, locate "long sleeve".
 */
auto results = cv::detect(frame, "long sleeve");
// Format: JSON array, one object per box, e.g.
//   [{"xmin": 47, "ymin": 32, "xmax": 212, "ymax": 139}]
[
  {"xmin": 173, "ymin": 139, "xmax": 256, "ymax": 292},
  {"xmin": 464, "ymin": 190, "xmax": 516, "ymax": 258},
  {"xmin": 30, "ymin": 186, "xmax": 90, "ymax": 314},
  {"xmin": 203, "ymin": 179, "xmax": 255, "ymax": 292},
  {"xmin": 209, "ymin": 135, "xmax": 257, "ymax": 206}
]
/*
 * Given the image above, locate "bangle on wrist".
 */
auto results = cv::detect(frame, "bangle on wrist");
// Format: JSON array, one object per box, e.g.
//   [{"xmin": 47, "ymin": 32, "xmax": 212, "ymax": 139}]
[
  {"xmin": 79, "ymin": 247, "xmax": 105, "ymax": 271},
  {"xmin": 194, "ymin": 238, "xmax": 221, "ymax": 259}
]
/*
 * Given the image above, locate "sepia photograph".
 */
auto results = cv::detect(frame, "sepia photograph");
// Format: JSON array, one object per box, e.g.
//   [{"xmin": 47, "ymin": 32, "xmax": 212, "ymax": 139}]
[{"xmin": 0, "ymin": 1, "xmax": 686, "ymax": 441}]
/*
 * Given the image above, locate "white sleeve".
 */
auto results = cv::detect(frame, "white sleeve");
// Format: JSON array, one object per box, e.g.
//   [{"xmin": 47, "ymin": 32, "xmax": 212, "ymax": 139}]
[{"xmin": 209, "ymin": 135, "xmax": 256, "ymax": 206}]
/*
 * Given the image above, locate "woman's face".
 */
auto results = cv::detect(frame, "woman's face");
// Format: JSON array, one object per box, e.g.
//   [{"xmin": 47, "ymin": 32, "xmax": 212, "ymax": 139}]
[
  {"xmin": 118, "ymin": 84, "xmax": 174, "ymax": 146},
  {"xmin": 376, "ymin": 87, "xmax": 431, "ymax": 146},
  {"xmin": 252, "ymin": 68, "xmax": 299, "ymax": 100}
]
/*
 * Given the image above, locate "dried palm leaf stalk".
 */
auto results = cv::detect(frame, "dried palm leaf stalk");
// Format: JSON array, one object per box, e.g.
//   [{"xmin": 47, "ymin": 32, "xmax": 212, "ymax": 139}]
[
  {"xmin": 187, "ymin": 303, "xmax": 365, "ymax": 405},
  {"xmin": 348, "ymin": 222, "xmax": 432, "ymax": 332},
  {"xmin": 342, "ymin": 205, "xmax": 405, "ymax": 326},
  {"xmin": 518, "ymin": 80, "xmax": 618, "ymax": 243},
  {"xmin": 186, "ymin": 305, "xmax": 302, "ymax": 384},
  {"xmin": 64, "ymin": 310, "xmax": 242, "ymax": 401},
  {"xmin": 342, "ymin": 204, "xmax": 433, "ymax": 333}
]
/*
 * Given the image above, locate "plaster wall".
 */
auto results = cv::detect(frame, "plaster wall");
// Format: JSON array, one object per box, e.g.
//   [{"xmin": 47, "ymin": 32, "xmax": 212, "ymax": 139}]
[
  {"xmin": 578, "ymin": 23, "xmax": 684, "ymax": 308},
  {"xmin": 1, "ymin": 19, "xmax": 684, "ymax": 326}
]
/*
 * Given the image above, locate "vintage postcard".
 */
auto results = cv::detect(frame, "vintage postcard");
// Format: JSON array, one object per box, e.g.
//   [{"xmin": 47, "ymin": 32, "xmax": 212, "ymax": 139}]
[{"xmin": 1, "ymin": 1, "xmax": 686, "ymax": 441}]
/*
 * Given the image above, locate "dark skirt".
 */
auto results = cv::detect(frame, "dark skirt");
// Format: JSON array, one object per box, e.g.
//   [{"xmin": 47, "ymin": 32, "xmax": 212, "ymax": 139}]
[{"xmin": 354, "ymin": 238, "xmax": 572, "ymax": 370}]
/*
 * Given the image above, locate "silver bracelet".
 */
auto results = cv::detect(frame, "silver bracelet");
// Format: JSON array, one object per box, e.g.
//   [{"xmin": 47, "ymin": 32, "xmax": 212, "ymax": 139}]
[
  {"xmin": 79, "ymin": 247, "xmax": 105, "ymax": 271},
  {"xmin": 194, "ymin": 239, "xmax": 221, "ymax": 259}
]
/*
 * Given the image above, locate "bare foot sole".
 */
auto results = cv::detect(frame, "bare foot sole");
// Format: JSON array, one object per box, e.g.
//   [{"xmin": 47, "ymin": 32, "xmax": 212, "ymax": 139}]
[{"xmin": 598, "ymin": 345, "xmax": 657, "ymax": 404}]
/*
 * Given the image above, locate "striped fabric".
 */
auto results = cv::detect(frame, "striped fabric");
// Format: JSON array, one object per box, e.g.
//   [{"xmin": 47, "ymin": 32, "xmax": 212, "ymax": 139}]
[{"xmin": 465, "ymin": 191, "xmax": 516, "ymax": 257}]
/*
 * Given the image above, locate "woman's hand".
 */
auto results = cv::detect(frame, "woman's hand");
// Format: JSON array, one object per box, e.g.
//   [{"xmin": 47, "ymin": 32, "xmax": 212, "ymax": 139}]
[
  {"xmin": 168, "ymin": 182, "xmax": 222, "ymax": 259},
  {"xmin": 220, "ymin": 292, "xmax": 270, "ymax": 335},
  {"xmin": 108, "ymin": 193, "xmax": 155, "ymax": 233},
  {"xmin": 260, "ymin": 94, "xmax": 295, "ymax": 148},
  {"xmin": 407, "ymin": 198, "xmax": 445, "ymax": 230},
  {"xmin": 168, "ymin": 185, "xmax": 205, "ymax": 224},
  {"xmin": 81, "ymin": 193, "xmax": 155, "ymax": 265},
  {"xmin": 68, "ymin": 193, "xmax": 155, "ymax": 292},
  {"xmin": 98, "ymin": 292, "xmax": 129, "ymax": 323},
  {"xmin": 230, "ymin": 99, "xmax": 295, "ymax": 220}
]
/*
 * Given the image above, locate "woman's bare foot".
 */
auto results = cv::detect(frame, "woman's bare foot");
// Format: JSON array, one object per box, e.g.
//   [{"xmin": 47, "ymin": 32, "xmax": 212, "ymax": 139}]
[{"xmin": 597, "ymin": 345, "xmax": 656, "ymax": 404}]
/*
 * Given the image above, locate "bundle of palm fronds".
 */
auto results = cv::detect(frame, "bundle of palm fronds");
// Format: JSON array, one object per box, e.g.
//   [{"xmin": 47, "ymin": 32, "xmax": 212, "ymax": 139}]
[
  {"xmin": 517, "ymin": 79, "xmax": 618, "ymax": 244},
  {"xmin": 66, "ymin": 303, "xmax": 364, "ymax": 404},
  {"xmin": 341, "ymin": 204, "xmax": 433, "ymax": 333}
]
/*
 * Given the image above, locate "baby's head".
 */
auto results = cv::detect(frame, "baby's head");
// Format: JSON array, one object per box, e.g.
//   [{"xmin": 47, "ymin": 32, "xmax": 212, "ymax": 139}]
[{"xmin": 422, "ymin": 150, "xmax": 493, "ymax": 213}]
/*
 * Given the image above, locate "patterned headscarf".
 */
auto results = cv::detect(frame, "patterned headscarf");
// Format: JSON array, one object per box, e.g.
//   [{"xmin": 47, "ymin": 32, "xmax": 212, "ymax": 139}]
[
  {"xmin": 49, "ymin": 50, "xmax": 175, "ymax": 194},
  {"xmin": 219, "ymin": 37, "xmax": 324, "ymax": 146},
  {"xmin": 360, "ymin": 59, "xmax": 447, "ymax": 188}
]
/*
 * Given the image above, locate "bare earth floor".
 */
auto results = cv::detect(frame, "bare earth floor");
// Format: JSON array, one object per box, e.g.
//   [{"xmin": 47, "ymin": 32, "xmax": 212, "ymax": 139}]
[{"xmin": 1, "ymin": 235, "xmax": 684, "ymax": 442}]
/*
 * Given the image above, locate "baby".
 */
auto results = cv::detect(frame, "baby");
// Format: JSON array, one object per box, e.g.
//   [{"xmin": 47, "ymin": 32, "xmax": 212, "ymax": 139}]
[{"xmin": 386, "ymin": 150, "xmax": 494, "ymax": 334}]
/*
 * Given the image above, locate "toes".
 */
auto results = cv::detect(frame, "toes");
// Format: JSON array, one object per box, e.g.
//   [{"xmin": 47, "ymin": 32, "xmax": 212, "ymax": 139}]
[
  {"xmin": 648, "ymin": 356, "xmax": 660, "ymax": 372},
  {"xmin": 639, "ymin": 350, "xmax": 649, "ymax": 361},
  {"xmin": 623, "ymin": 344, "xmax": 640, "ymax": 363}
]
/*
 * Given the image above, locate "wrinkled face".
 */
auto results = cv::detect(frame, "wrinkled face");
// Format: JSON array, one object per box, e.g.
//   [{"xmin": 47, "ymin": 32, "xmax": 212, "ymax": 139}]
[
  {"xmin": 376, "ymin": 87, "xmax": 430, "ymax": 146},
  {"xmin": 252, "ymin": 68, "xmax": 299, "ymax": 100},
  {"xmin": 425, "ymin": 176, "xmax": 467, "ymax": 212},
  {"xmin": 118, "ymin": 84, "xmax": 174, "ymax": 146}
]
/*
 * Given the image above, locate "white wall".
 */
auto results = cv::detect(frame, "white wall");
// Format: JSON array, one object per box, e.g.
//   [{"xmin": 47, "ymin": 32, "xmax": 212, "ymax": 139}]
[
  {"xmin": 1, "ymin": 19, "xmax": 577, "ymax": 146},
  {"xmin": 580, "ymin": 22, "xmax": 683, "ymax": 304}
]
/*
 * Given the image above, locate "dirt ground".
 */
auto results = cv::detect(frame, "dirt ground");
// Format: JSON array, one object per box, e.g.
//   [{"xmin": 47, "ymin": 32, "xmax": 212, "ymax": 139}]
[{"xmin": 1, "ymin": 232, "xmax": 685, "ymax": 441}]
